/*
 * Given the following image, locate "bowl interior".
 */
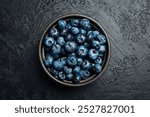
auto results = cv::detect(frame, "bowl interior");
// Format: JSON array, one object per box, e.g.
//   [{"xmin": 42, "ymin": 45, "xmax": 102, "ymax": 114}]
[{"xmin": 39, "ymin": 14, "xmax": 110, "ymax": 86}]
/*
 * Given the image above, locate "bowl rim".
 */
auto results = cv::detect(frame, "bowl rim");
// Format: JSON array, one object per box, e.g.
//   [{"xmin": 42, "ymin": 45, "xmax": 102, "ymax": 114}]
[{"xmin": 39, "ymin": 14, "xmax": 111, "ymax": 87}]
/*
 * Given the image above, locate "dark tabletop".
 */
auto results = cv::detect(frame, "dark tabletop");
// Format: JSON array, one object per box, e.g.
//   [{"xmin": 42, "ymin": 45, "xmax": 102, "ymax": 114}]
[{"xmin": 0, "ymin": 0, "xmax": 150, "ymax": 100}]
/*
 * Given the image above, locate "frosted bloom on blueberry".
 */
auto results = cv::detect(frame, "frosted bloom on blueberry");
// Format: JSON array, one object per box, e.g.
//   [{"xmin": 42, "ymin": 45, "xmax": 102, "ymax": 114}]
[
  {"xmin": 71, "ymin": 27, "xmax": 80, "ymax": 35},
  {"xmin": 71, "ymin": 19, "xmax": 80, "ymax": 27},
  {"xmin": 49, "ymin": 27, "xmax": 59, "ymax": 38},
  {"xmin": 65, "ymin": 41, "xmax": 77, "ymax": 53},
  {"xmin": 44, "ymin": 55, "xmax": 53, "ymax": 67},
  {"xmin": 99, "ymin": 45, "xmax": 106, "ymax": 53},
  {"xmin": 97, "ymin": 34, "xmax": 106, "ymax": 44},
  {"xmin": 58, "ymin": 20, "xmax": 66, "ymax": 29},
  {"xmin": 53, "ymin": 60, "xmax": 64, "ymax": 71},
  {"xmin": 80, "ymin": 19, "xmax": 91, "ymax": 30},
  {"xmin": 52, "ymin": 44, "xmax": 61, "ymax": 54},
  {"xmin": 88, "ymin": 49, "xmax": 99, "ymax": 60},
  {"xmin": 77, "ymin": 45, "xmax": 88, "ymax": 57},
  {"xmin": 57, "ymin": 37, "xmax": 65, "ymax": 46},
  {"xmin": 44, "ymin": 36, "xmax": 55, "ymax": 47}
]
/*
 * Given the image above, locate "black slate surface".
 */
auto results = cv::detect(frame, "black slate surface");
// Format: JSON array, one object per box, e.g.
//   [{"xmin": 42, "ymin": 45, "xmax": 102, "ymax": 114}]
[{"xmin": 0, "ymin": 0, "xmax": 150, "ymax": 100}]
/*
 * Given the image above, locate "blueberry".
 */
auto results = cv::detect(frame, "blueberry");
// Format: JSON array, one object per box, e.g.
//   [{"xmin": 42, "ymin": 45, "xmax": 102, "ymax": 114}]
[
  {"xmin": 52, "ymin": 44, "xmax": 61, "ymax": 54},
  {"xmin": 49, "ymin": 27, "xmax": 59, "ymax": 38},
  {"xmin": 99, "ymin": 45, "xmax": 106, "ymax": 53},
  {"xmin": 58, "ymin": 71, "xmax": 66, "ymax": 80},
  {"xmin": 77, "ymin": 45, "xmax": 88, "ymax": 57},
  {"xmin": 73, "ymin": 66, "xmax": 81, "ymax": 74},
  {"xmin": 93, "ymin": 31, "xmax": 99, "ymax": 37},
  {"xmin": 88, "ymin": 49, "xmax": 99, "ymax": 60},
  {"xmin": 87, "ymin": 31, "xmax": 99, "ymax": 42},
  {"xmin": 66, "ymin": 73, "xmax": 74, "ymax": 80},
  {"xmin": 80, "ymin": 70, "xmax": 90, "ymax": 79},
  {"xmin": 53, "ymin": 60, "xmax": 64, "ymax": 70},
  {"xmin": 71, "ymin": 19, "xmax": 80, "ymax": 26},
  {"xmin": 66, "ymin": 23, "xmax": 72, "ymax": 30},
  {"xmin": 67, "ymin": 55, "xmax": 77, "ymax": 66},
  {"xmin": 57, "ymin": 36, "xmax": 65, "ymax": 46},
  {"xmin": 65, "ymin": 34, "xmax": 73, "ymax": 41},
  {"xmin": 97, "ymin": 34, "xmax": 106, "ymax": 44},
  {"xmin": 94, "ymin": 64, "xmax": 102, "ymax": 73},
  {"xmin": 63, "ymin": 66, "xmax": 72, "ymax": 74},
  {"xmin": 80, "ymin": 19, "xmax": 91, "ymax": 30},
  {"xmin": 87, "ymin": 32, "xmax": 94, "ymax": 42},
  {"xmin": 44, "ymin": 36, "xmax": 55, "ymax": 47},
  {"xmin": 61, "ymin": 29, "xmax": 68, "ymax": 36},
  {"xmin": 80, "ymin": 29, "xmax": 86, "ymax": 35},
  {"xmin": 92, "ymin": 40, "xmax": 100, "ymax": 49},
  {"xmin": 58, "ymin": 20, "xmax": 66, "ymax": 29},
  {"xmin": 71, "ymin": 27, "xmax": 80, "ymax": 35},
  {"xmin": 61, "ymin": 57, "xmax": 67, "ymax": 65},
  {"xmin": 82, "ymin": 60, "xmax": 91, "ymax": 70},
  {"xmin": 51, "ymin": 68, "xmax": 59, "ymax": 76},
  {"xmin": 73, "ymin": 75, "xmax": 81, "ymax": 84},
  {"xmin": 44, "ymin": 55, "xmax": 53, "ymax": 67},
  {"xmin": 76, "ymin": 34, "xmax": 86, "ymax": 44},
  {"xmin": 84, "ymin": 70, "xmax": 90, "ymax": 79},
  {"xmin": 65, "ymin": 41, "xmax": 77, "ymax": 53},
  {"xmin": 77, "ymin": 58, "xmax": 83, "ymax": 65},
  {"xmin": 80, "ymin": 70, "xmax": 85, "ymax": 79},
  {"xmin": 95, "ymin": 56, "xmax": 102, "ymax": 64}
]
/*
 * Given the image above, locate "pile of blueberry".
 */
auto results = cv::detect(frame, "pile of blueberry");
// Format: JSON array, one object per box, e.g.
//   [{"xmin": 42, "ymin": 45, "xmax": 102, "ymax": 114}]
[{"xmin": 43, "ymin": 18, "xmax": 106, "ymax": 84}]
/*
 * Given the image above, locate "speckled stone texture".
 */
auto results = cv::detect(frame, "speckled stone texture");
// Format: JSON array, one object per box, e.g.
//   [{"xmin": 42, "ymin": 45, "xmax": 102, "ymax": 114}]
[{"xmin": 0, "ymin": 0, "xmax": 150, "ymax": 99}]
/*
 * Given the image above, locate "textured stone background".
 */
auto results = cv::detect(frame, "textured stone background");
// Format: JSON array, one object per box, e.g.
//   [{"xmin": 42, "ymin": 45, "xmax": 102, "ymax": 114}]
[{"xmin": 0, "ymin": 0, "xmax": 150, "ymax": 99}]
